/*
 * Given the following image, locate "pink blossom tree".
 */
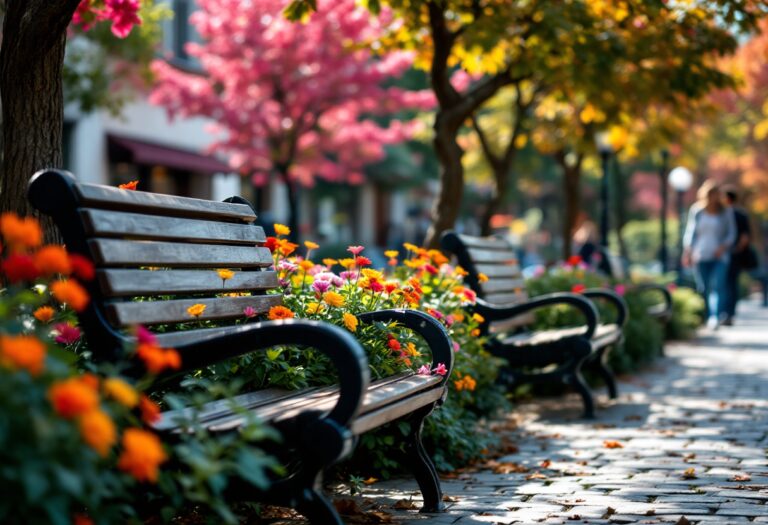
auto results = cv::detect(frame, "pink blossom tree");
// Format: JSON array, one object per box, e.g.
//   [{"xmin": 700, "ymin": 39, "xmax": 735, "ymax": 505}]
[{"xmin": 150, "ymin": 0, "xmax": 433, "ymax": 237}]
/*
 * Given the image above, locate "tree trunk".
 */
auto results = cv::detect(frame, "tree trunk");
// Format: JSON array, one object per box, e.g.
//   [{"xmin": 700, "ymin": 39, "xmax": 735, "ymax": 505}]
[
  {"xmin": 480, "ymin": 162, "xmax": 511, "ymax": 236},
  {"xmin": 557, "ymin": 153, "xmax": 582, "ymax": 261},
  {"xmin": 424, "ymin": 115, "xmax": 463, "ymax": 248},
  {"xmin": 0, "ymin": 0, "xmax": 79, "ymax": 241}
]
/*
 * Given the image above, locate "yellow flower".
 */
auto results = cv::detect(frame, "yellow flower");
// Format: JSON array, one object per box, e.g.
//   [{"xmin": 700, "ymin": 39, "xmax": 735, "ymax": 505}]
[
  {"xmin": 403, "ymin": 258, "xmax": 422, "ymax": 268},
  {"xmin": 323, "ymin": 291, "xmax": 345, "ymax": 307},
  {"xmin": 274, "ymin": 223, "xmax": 290, "ymax": 236},
  {"xmin": 217, "ymin": 269, "xmax": 235, "ymax": 281},
  {"xmin": 453, "ymin": 311, "xmax": 465, "ymax": 323},
  {"xmin": 103, "ymin": 378, "xmax": 139, "ymax": 408},
  {"xmin": 305, "ymin": 302, "xmax": 324, "ymax": 314},
  {"xmin": 299, "ymin": 260, "xmax": 314, "ymax": 272},
  {"xmin": 361, "ymin": 268, "xmax": 383, "ymax": 280},
  {"xmin": 384, "ymin": 250, "xmax": 399, "ymax": 258},
  {"xmin": 338, "ymin": 258, "xmax": 356, "ymax": 269},
  {"xmin": 304, "ymin": 241, "xmax": 319, "ymax": 250},
  {"xmin": 455, "ymin": 266, "xmax": 469, "ymax": 277},
  {"xmin": 342, "ymin": 312, "xmax": 358, "ymax": 332},
  {"xmin": 478, "ymin": 273, "xmax": 489, "ymax": 283},
  {"xmin": 405, "ymin": 342, "xmax": 421, "ymax": 357},
  {"xmin": 403, "ymin": 242, "xmax": 419, "ymax": 253},
  {"xmin": 471, "ymin": 313, "xmax": 485, "ymax": 324},
  {"xmin": 187, "ymin": 303, "xmax": 206, "ymax": 317},
  {"xmin": 428, "ymin": 250, "xmax": 448, "ymax": 265},
  {"xmin": 322, "ymin": 258, "xmax": 338, "ymax": 267}
]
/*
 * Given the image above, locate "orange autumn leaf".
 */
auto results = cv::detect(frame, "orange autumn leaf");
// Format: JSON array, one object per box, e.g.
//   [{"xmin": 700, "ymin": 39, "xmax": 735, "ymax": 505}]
[
  {"xmin": 118, "ymin": 180, "xmax": 139, "ymax": 190},
  {"xmin": 603, "ymin": 440, "xmax": 624, "ymax": 449}
]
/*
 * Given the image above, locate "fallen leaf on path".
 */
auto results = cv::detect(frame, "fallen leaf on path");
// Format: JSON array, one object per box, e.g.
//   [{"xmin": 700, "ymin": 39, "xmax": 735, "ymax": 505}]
[
  {"xmin": 362, "ymin": 477, "xmax": 378, "ymax": 485},
  {"xmin": 731, "ymin": 474, "xmax": 751, "ymax": 482},
  {"xmin": 540, "ymin": 459, "xmax": 551, "ymax": 468},
  {"xmin": 682, "ymin": 467, "xmax": 697, "ymax": 479},
  {"xmin": 442, "ymin": 495, "xmax": 459, "ymax": 502},
  {"xmin": 525, "ymin": 472, "xmax": 547, "ymax": 480},
  {"xmin": 489, "ymin": 460, "xmax": 530, "ymax": 474},
  {"xmin": 676, "ymin": 517, "xmax": 692, "ymax": 525},
  {"xmin": 392, "ymin": 499, "xmax": 417, "ymax": 510},
  {"xmin": 603, "ymin": 440, "xmax": 624, "ymax": 449}
]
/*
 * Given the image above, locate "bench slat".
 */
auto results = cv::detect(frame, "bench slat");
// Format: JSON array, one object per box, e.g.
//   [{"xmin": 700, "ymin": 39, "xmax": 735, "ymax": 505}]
[
  {"xmin": 81, "ymin": 209, "xmax": 265, "ymax": 245},
  {"xmin": 457, "ymin": 234, "xmax": 511, "ymax": 251},
  {"xmin": 474, "ymin": 263, "xmax": 523, "ymax": 279},
  {"xmin": 480, "ymin": 278, "xmax": 526, "ymax": 294},
  {"xmin": 88, "ymin": 239, "xmax": 273, "ymax": 268},
  {"xmin": 352, "ymin": 388, "xmax": 444, "ymax": 435},
  {"xmin": 467, "ymin": 247, "xmax": 518, "ymax": 265},
  {"xmin": 76, "ymin": 184, "xmax": 256, "ymax": 222},
  {"xmin": 98, "ymin": 269, "xmax": 278, "ymax": 297},
  {"xmin": 483, "ymin": 291, "xmax": 529, "ymax": 306},
  {"xmin": 107, "ymin": 295, "xmax": 282, "ymax": 326}
]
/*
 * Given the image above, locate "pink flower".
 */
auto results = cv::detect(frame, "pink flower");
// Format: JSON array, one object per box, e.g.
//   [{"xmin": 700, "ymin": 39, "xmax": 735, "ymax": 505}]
[
  {"xmin": 278, "ymin": 260, "xmax": 298, "ymax": 272},
  {"xmin": 444, "ymin": 315, "xmax": 455, "ymax": 327},
  {"xmin": 452, "ymin": 341, "xmax": 460, "ymax": 353},
  {"xmin": 417, "ymin": 365, "xmax": 432, "ymax": 376},
  {"xmin": 347, "ymin": 245, "xmax": 365, "ymax": 256},
  {"xmin": 571, "ymin": 284, "xmax": 586, "ymax": 293},
  {"xmin": 278, "ymin": 278, "xmax": 290, "ymax": 288},
  {"xmin": 243, "ymin": 306, "xmax": 257, "ymax": 318},
  {"xmin": 433, "ymin": 363, "xmax": 448, "ymax": 376},
  {"xmin": 312, "ymin": 280, "xmax": 331, "ymax": 294},
  {"xmin": 533, "ymin": 266, "xmax": 546, "ymax": 277},
  {"xmin": 136, "ymin": 325, "xmax": 157, "ymax": 345},
  {"xmin": 339, "ymin": 271, "xmax": 356, "ymax": 282},
  {"xmin": 667, "ymin": 283, "xmax": 677, "ymax": 292},
  {"xmin": 427, "ymin": 308, "xmax": 444, "ymax": 320},
  {"xmin": 614, "ymin": 284, "xmax": 626, "ymax": 296},
  {"xmin": 53, "ymin": 323, "xmax": 81, "ymax": 345},
  {"xmin": 105, "ymin": 0, "xmax": 142, "ymax": 39}
]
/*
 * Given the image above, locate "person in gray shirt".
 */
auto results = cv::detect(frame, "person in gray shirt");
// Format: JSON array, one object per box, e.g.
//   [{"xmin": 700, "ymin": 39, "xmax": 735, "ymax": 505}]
[{"xmin": 682, "ymin": 180, "xmax": 736, "ymax": 329}]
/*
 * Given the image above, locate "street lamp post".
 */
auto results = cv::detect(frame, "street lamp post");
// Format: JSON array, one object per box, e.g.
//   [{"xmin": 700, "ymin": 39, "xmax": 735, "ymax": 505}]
[
  {"xmin": 595, "ymin": 132, "xmax": 612, "ymax": 249},
  {"xmin": 659, "ymin": 150, "xmax": 670, "ymax": 273},
  {"xmin": 668, "ymin": 166, "xmax": 693, "ymax": 278}
]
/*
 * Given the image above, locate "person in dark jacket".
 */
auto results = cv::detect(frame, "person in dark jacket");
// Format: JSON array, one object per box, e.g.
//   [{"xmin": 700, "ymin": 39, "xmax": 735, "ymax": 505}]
[{"xmin": 722, "ymin": 187, "xmax": 751, "ymax": 326}]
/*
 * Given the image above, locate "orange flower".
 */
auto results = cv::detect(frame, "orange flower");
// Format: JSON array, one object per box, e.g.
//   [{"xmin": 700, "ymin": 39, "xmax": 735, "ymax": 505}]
[
  {"xmin": 322, "ymin": 258, "xmax": 338, "ymax": 267},
  {"xmin": 455, "ymin": 266, "xmax": 469, "ymax": 277},
  {"xmin": 117, "ymin": 428, "xmax": 167, "ymax": 482},
  {"xmin": 267, "ymin": 305, "xmax": 294, "ymax": 320},
  {"xmin": 322, "ymin": 291, "xmax": 345, "ymax": 307},
  {"xmin": 79, "ymin": 409, "xmax": 117, "ymax": 456},
  {"xmin": 478, "ymin": 273, "xmax": 489, "ymax": 283},
  {"xmin": 186, "ymin": 303, "xmax": 206, "ymax": 317},
  {"xmin": 0, "ymin": 335, "xmax": 46, "ymax": 376},
  {"xmin": 139, "ymin": 394, "xmax": 162, "ymax": 425},
  {"xmin": 273, "ymin": 223, "xmax": 291, "ymax": 236},
  {"xmin": 33, "ymin": 305, "xmax": 56, "ymax": 323},
  {"xmin": 119, "ymin": 180, "xmax": 139, "ymax": 190},
  {"xmin": 50, "ymin": 279, "xmax": 90, "ymax": 312},
  {"xmin": 49, "ymin": 377, "xmax": 100, "ymax": 418},
  {"xmin": 216, "ymin": 269, "xmax": 235, "ymax": 281},
  {"xmin": 103, "ymin": 378, "xmax": 139, "ymax": 408},
  {"xmin": 342, "ymin": 312, "xmax": 358, "ymax": 332},
  {"xmin": 299, "ymin": 260, "xmax": 314, "ymax": 272},
  {"xmin": 137, "ymin": 343, "xmax": 181, "ymax": 374},
  {"xmin": 428, "ymin": 250, "xmax": 448, "ymax": 266},
  {"xmin": 0, "ymin": 213, "xmax": 42, "ymax": 250},
  {"xmin": 471, "ymin": 313, "xmax": 485, "ymax": 324},
  {"xmin": 304, "ymin": 240, "xmax": 319, "ymax": 250},
  {"xmin": 34, "ymin": 245, "xmax": 72, "ymax": 276}
]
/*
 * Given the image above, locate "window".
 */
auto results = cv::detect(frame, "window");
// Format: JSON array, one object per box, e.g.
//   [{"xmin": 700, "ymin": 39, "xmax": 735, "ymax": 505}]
[{"xmin": 162, "ymin": 0, "xmax": 203, "ymax": 70}]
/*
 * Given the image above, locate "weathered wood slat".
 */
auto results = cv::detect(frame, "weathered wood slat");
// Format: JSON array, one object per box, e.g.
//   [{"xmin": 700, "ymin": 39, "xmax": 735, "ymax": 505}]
[
  {"xmin": 474, "ymin": 263, "xmax": 522, "ymax": 279},
  {"xmin": 457, "ymin": 234, "xmax": 511, "ymax": 251},
  {"xmin": 88, "ymin": 239, "xmax": 273, "ymax": 267},
  {"xmin": 81, "ymin": 209, "xmax": 265, "ymax": 245},
  {"xmin": 202, "ymin": 374, "xmax": 443, "ymax": 433},
  {"xmin": 488, "ymin": 314, "xmax": 536, "ymax": 334},
  {"xmin": 76, "ymin": 183, "xmax": 256, "ymax": 222},
  {"xmin": 467, "ymin": 247, "xmax": 518, "ymax": 265},
  {"xmin": 480, "ymin": 278, "xmax": 526, "ymax": 294},
  {"xmin": 483, "ymin": 291, "xmax": 529, "ymax": 306},
  {"xmin": 98, "ymin": 269, "xmax": 278, "ymax": 297},
  {"xmin": 107, "ymin": 295, "xmax": 282, "ymax": 326}
]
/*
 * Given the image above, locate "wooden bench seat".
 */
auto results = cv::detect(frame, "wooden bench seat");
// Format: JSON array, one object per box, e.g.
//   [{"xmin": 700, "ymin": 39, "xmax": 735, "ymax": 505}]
[
  {"xmin": 441, "ymin": 231, "xmax": 629, "ymax": 418},
  {"xmin": 28, "ymin": 169, "xmax": 454, "ymax": 524}
]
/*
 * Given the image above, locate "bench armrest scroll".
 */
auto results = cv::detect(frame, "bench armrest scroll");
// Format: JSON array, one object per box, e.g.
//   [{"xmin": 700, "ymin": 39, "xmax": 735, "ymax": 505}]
[
  {"xmin": 356, "ymin": 309, "xmax": 454, "ymax": 386},
  {"xmin": 582, "ymin": 289, "xmax": 629, "ymax": 328},
  {"xmin": 169, "ymin": 320, "xmax": 369, "ymax": 428},
  {"xmin": 473, "ymin": 292, "xmax": 600, "ymax": 339},
  {"xmin": 629, "ymin": 283, "xmax": 673, "ymax": 319}
]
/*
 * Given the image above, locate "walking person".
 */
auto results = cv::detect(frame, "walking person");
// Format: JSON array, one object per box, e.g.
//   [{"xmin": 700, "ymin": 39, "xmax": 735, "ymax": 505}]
[
  {"xmin": 682, "ymin": 180, "xmax": 736, "ymax": 329},
  {"xmin": 722, "ymin": 187, "xmax": 752, "ymax": 326}
]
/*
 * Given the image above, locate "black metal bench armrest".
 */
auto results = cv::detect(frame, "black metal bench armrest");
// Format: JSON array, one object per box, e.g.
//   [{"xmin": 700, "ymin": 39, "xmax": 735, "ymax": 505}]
[
  {"xmin": 165, "ymin": 320, "xmax": 369, "ymax": 428},
  {"xmin": 582, "ymin": 289, "xmax": 629, "ymax": 328},
  {"xmin": 628, "ymin": 283, "xmax": 673, "ymax": 319},
  {"xmin": 473, "ymin": 293, "xmax": 599, "ymax": 339},
  {"xmin": 356, "ymin": 309, "xmax": 454, "ymax": 386}
]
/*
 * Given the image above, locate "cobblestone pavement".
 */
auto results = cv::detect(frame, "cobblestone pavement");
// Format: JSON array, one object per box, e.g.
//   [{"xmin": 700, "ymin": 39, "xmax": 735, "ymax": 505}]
[{"xmin": 327, "ymin": 299, "xmax": 768, "ymax": 524}]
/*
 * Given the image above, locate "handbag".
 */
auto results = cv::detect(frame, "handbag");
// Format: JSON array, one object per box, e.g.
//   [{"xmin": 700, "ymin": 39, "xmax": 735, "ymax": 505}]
[{"xmin": 738, "ymin": 245, "xmax": 759, "ymax": 270}]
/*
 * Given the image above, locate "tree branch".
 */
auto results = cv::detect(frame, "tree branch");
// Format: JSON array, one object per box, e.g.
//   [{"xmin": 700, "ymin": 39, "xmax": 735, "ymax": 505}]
[{"xmin": 471, "ymin": 115, "xmax": 499, "ymax": 169}]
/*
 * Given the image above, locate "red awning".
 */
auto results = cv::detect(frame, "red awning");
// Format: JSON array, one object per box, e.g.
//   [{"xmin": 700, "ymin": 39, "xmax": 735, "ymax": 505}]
[{"xmin": 108, "ymin": 135, "xmax": 231, "ymax": 174}]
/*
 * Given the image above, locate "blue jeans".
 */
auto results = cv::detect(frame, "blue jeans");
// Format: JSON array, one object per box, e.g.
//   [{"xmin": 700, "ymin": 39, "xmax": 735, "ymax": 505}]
[{"xmin": 694, "ymin": 259, "xmax": 728, "ymax": 320}]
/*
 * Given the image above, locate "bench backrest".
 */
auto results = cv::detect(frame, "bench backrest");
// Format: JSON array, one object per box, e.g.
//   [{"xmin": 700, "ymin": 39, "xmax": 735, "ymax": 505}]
[
  {"xmin": 28, "ymin": 170, "xmax": 280, "ymax": 359},
  {"xmin": 440, "ymin": 231, "xmax": 534, "ymax": 332}
]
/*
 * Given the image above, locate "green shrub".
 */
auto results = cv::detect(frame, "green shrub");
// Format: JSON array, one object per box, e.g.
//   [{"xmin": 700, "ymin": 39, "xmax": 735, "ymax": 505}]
[{"xmin": 666, "ymin": 286, "xmax": 705, "ymax": 340}]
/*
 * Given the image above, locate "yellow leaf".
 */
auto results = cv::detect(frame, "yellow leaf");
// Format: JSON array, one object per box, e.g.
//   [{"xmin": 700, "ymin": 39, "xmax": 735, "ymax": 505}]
[
  {"xmin": 754, "ymin": 120, "xmax": 768, "ymax": 141},
  {"xmin": 514, "ymin": 134, "xmax": 528, "ymax": 149}
]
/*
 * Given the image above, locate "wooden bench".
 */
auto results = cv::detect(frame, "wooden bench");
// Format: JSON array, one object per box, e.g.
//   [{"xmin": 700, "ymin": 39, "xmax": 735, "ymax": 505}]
[
  {"xmin": 441, "ymin": 231, "xmax": 629, "ymax": 418},
  {"xmin": 28, "ymin": 169, "xmax": 454, "ymax": 524}
]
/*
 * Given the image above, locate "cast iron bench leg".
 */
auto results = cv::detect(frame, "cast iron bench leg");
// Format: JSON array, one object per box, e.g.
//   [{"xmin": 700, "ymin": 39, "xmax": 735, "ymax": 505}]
[
  {"xmin": 296, "ymin": 487, "xmax": 344, "ymax": 525},
  {"xmin": 405, "ymin": 404, "xmax": 445, "ymax": 513}
]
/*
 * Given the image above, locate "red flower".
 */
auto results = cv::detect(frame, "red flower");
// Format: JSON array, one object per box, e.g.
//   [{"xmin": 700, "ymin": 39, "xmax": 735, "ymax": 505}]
[
  {"xmin": 421, "ymin": 263, "xmax": 438, "ymax": 275},
  {"xmin": 387, "ymin": 338, "xmax": 401, "ymax": 351},
  {"xmin": 2, "ymin": 254, "xmax": 39, "ymax": 282},
  {"xmin": 355, "ymin": 256, "xmax": 372, "ymax": 267},
  {"xmin": 69, "ymin": 254, "xmax": 95, "ymax": 281},
  {"xmin": 265, "ymin": 236, "xmax": 278, "ymax": 253},
  {"xmin": 571, "ymin": 284, "xmax": 586, "ymax": 293},
  {"xmin": 567, "ymin": 255, "xmax": 582, "ymax": 266}
]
